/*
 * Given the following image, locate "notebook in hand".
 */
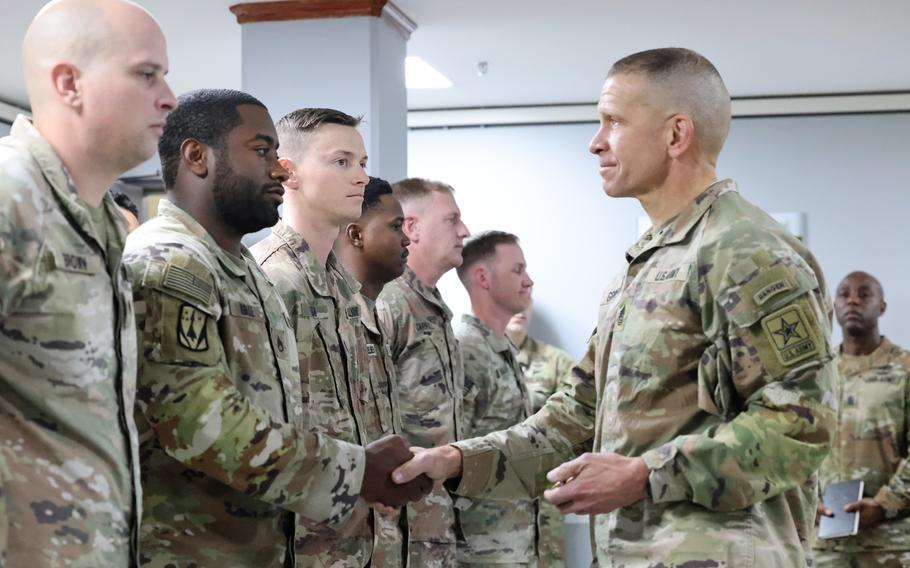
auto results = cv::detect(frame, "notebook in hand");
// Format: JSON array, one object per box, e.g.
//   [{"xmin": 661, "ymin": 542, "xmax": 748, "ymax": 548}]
[{"xmin": 818, "ymin": 479, "xmax": 864, "ymax": 539}]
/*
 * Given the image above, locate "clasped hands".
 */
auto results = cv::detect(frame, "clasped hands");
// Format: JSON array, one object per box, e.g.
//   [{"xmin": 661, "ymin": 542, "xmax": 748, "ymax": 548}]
[{"xmin": 388, "ymin": 445, "xmax": 650, "ymax": 515}]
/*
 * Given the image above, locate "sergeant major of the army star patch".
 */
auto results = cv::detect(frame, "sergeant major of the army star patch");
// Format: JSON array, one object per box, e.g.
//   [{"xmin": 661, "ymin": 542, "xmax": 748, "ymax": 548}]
[
  {"xmin": 760, "ymin": 303, "xmax": 819, "ymax": 366},
  {"xmin": 177, "ymin": 302, "xmax": 209, "ymax": 352}
]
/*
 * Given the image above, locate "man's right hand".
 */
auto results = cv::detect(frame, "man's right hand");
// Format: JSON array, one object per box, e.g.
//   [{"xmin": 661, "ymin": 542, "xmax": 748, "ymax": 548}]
[
  {"xmin": 361, "ymin": 435, "xmax": 433, "ymax": 507},
  {"xmin": 392, "ymin": 445, "xmax": 463, "ymax": 488}
]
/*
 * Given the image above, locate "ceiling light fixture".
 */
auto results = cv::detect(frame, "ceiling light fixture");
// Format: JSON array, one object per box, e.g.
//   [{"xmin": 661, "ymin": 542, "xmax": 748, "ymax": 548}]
[{"xmin": 406, "ymin": 56, "xmax": 453, "ymax": 89}]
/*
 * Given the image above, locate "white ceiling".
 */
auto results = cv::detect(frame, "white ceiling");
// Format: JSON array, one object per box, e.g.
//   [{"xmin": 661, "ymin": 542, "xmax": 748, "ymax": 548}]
[{"xmin": 2, "ymin": 0, "xmax": 909, "ymax": 112}]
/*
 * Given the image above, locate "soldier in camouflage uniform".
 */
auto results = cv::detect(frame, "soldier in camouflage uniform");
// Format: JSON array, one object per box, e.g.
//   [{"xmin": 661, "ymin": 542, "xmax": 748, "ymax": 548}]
[
  {"xmin": 377, "ymin": 178, "xmax": 471, "ymax": 567},
  {"xmin": 126, "ymin": 90, "xmax": 425, "ymax": 567},
  {"xmin": 253, "ymin": 110, "xmax": 425, "ymax": 567},
  {"xmin": 394, "ymin": 48, "xmax": 837, "ymax": 568},
  {"xmin": 454, "ymin": 231, "xmax": 537, "ymax": 567},
  {"xmin": 0, "ymin": 2, "xmax": 176, "ymax": 565},
  {"xmin": 505, "ymin": 302, "xmax": 576, "ymax": 568},
  {"xmin": 335, "ymin": 176, "xmax": 414, "ymax": 566},
  {"xmin": 814, "ymin": 272, "xmax": 910, "ymax": 568}
]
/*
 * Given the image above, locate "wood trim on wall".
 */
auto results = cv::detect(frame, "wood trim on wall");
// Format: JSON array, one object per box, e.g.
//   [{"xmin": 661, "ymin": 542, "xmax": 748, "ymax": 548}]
[{"xmin": 229, "ymin": 0, "xmax": 388, "ymax": 24}]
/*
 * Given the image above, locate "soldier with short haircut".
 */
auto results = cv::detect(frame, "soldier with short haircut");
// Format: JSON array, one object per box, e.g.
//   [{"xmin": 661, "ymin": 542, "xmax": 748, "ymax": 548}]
[
  {"xmin": 252, "ymin": 110, "xmax": 428, "ymax": 566},
  {"xmin": 506, "ymin": 301, "xmax": 576, "ymax": 568},
  {"xmin": 0, "ymin": 1, "xmax": 175, "ymax": 565},
  {"xmin": 455, "ymin": 231, "xmax": 537, "ymax": 567},
  {"xmin": 376, "ymin": 177, "xmax": 471, "ymax": 567},
  {"xmin": 125, "ymin": 89, "xmax": 425, "ymax": 567},
  {"xmin": 394, "ymin": 47, "xmax": 836, "ymax": 567},
  {"xmin": 814, "ymin": 271, "xmax": 910, "ymax": 567},
  {"xmin": 335, "ymin": 176, "xmax": 413, "ymax": 566}
]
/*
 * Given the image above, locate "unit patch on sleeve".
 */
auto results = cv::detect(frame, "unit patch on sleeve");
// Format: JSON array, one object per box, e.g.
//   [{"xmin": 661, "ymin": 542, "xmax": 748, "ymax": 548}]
[
  {"xmin": 177, "ymin": 302, "xmax": 210, "ymax": 352},
  {"xmin": 760, "ymin": 303, "xmax": 819, "ymax": 366}
]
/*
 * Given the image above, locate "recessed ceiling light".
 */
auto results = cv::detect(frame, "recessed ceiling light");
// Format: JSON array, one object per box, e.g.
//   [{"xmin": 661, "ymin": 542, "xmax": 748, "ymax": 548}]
[{"xmin": 406, "ymin": 56, "xmax": 453, "ymax": 89}]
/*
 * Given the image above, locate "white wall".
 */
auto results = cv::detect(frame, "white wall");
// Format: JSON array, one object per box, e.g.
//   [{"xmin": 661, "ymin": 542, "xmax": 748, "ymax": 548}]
[{"xmin": 408, "ymin": 112, "xmax": 910, "ymax": 357}]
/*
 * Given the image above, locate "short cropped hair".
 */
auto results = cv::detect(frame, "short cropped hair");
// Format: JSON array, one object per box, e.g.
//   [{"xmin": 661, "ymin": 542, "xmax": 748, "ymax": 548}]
[
  {"xmin": 275, "ymin": 108, "xmax": 361, "ymax": 160},
  {"xmin": 456, "ymin": 230, "xmax": 519, "ymax": 284},
  {"xmin": 158, "ymin": 88, "xmax": 266, "ymax": 189},
  {"xmin": 362, "ymin": 176, "xmax": 393, "ymax": 214},
  {"xmin": 110, "ymin": 188, "xmax": 138, "ymax": 217},
  {"xmin": 391, "ymin": 178, "xmax": 454, "ymax": 206},
  {"xmin": 608, "ymin": 47, "xmax": 731, "ymax": 159}
]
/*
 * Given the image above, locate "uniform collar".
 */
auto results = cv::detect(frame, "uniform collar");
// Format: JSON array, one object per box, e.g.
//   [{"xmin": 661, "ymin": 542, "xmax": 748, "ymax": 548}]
[
  {"xmin": 626, "ymin": 179, "xmax": 737, "ymax": 262},
  {"xmin": 270, "ymin": 219, "xmax": 362, "ymax": 298},
  {"xmin": 460, "ymin": 313, "xmax": 512, "ymax": 353},
  {"xmin": 156, "ymin": 199, "xmax": 251, "ymax": 278},
  {"xmin": 356, "ymin": 293, "xmax": 380, "ymax": 335},
  {"xmin": 838, "ymin": 336, "xmax": 897, "ymax": 369},
  {"xmin": 402, "ymin": 267, "xmax": 452, "ymax": 320},
  {"xmin": 11, "ymin": 115, "xmax": 128, "ymax": 254}
]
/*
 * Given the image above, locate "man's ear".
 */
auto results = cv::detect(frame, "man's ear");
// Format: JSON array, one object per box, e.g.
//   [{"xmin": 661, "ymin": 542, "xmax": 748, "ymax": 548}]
[
  {"xmin": 346, "ymin": 223, "xmax": 364, "ymax": 249},
  {"xmin": 880, "ymin": 300, "xmax": 888, "ymax": 317},
  {"xmin": 279, "ymin": 157, "xmax": 299, "ymax": 190},
  {"xmin": 181, "ymin": 139, "xmax": 210, "ymax": 179},
  {"xmin": 403, "ymin": 215, "xmax": 419, "ymax": 243},
  {"xmin": 474, "ymin": 264, "xmax": 490, "ymax": 291},
  {"xmin": 667, "ymin": 114, "xmax": 695, "ymax": 159},
  {"xmin": 51, "ymin": 62, "xmax": 82, "ymax": 108}
]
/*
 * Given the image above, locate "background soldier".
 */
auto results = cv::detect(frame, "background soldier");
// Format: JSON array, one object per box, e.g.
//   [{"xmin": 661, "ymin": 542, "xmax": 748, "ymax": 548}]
[
  {"xmin": 376, "ymin": 178, "xmax": 471, "ymax": 567},
  {"xmin": 506, "ymin": 300, "xmax": 576, "ymax": 568},
  {"xmin": 394, "ymin": 48, "xmax": 836, "ymax": 567},
  {"xmin": 814, "ymin": 271, "xmax": 910, "ymax": 567},
  {"xmin": 0, "ymin": 1, "xmax": 175, "ymax": 565},
  {"xmin": 335, "ymin": 176, "xmax": 412, "ymax": 566},
  {"xmin": 455, "ymin": 231, "xmax": 538, "ymax": 567},
  {"xmin": 125, "ymin": 89, "xmax": 426, "ymax": 567}
]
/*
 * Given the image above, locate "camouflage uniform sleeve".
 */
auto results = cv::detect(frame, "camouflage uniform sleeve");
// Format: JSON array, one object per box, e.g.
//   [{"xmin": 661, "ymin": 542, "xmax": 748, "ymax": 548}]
[
  {"xmin": 133, "ymin": 259, "xmax": 366, "ymax": 527},
  {"xmin": 872, "ymin": 361, "xmax": 910, "ymax": 517},
  {"xmin": 642, "ymin": 247, "xmax": 836, "ymax": 512},
  {"xmin": 0, "ymin": 175, "xmax": 41, "ymax": 318},
  {"xmin": 458, "ymin": 335, "xmax": 494, "ymax": 438},
  {"xmin": 453, "ymin": 336, "xmax": 598, "ymax": 501},
  {"xmin": 552, "ymin": 347, "xmax": 577, "ymax": 394},
  {"xmin": 376, "ymin": 295, "xmax": 405, "ymax": 358}
]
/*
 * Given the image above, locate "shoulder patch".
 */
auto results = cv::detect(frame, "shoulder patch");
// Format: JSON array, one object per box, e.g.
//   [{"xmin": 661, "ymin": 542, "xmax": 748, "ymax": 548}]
[
  {"xmin": 176, "ymin": 302, "xmax": 210, "ymax": 352},
  {"xmin": 761, "ymin": 303, "xmax": 820, "ymax": 366}
]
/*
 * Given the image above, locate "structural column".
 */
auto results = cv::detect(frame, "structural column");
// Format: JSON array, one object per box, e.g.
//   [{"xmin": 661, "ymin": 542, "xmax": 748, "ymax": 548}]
[{"xmin": 230, "ymin": 0, "xmax": 415, "ymax": 182}]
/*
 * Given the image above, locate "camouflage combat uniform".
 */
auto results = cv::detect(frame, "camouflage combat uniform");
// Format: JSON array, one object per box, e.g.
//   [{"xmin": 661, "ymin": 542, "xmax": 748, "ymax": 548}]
[
  {"xmin": 456, "ymin": 314, "xmax": 536, "ymax": 567},
  {"xmin": 125, "ymin": 201, "xmax": 365, "ymax": 567},
  {"xmin": 377, "ymin": 268, "xmax": 468, "ymax": 567},
  {"xmin": 814, "ymin": 338, "xmax": 910, "ymax": 567},
  {"xmin": 515, "ymin": 336, "xmax": 576, "ymax": 568},
  {"xmin": 0, "ymin": 116, "xmax": 141, "ymax": 567},
  {"xmin": 253, "ymin": 220, "xmax": 404, "ymax": 567},
  {"xmin": 355, "ymin": 293, "xmax": 408, "ymax": 568},
  {"xmin": 452, "ymin": 180, "xmax": 837, "ymax": 567}
]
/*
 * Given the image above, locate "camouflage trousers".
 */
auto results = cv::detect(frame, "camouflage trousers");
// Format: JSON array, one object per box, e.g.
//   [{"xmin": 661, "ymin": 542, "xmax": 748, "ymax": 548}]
[
  {"xmin": 456, "ymin": 562, "xmax": 536, "ymax": 567},
  {"xmin": 536, "ymin": 500, "xmax": 565, "ymax": 568},
  {"xmin": 814, "ymin": 550, "xmax": 910, "ymax": 568}
]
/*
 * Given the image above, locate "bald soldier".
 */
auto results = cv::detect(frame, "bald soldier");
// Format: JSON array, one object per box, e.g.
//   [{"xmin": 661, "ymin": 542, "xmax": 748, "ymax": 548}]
[
  {"xmin": 394, "ymin": 47, "xmax": 836, "ymax": 567},
  {"xmin": 814, "ymin": 272, "xmax": 910, "ymax": 567},
  {"xmin": 376, "ymin": 178, "xmax": 471, "ymax": 566},
  {"xmin": 0, "ymin": 1, "xmax": 175, "ymax": 565},
  {"xmin": 455, "ymin": 231, "xmax": 537, "ymax": 567},
  {"xmin": 125, "ymin": 90, "xmax": 426, "ymax": 566}
]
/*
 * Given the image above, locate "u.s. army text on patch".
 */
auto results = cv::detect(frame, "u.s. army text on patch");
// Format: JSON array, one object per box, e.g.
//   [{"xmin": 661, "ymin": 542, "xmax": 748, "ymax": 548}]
[
  {"xmin": 761, "ymin": 303, "xmax": 820, "ymax": 366},
  {"xmin": 177, "ymin": 302, "xmax": 210, "ymax": 352}
]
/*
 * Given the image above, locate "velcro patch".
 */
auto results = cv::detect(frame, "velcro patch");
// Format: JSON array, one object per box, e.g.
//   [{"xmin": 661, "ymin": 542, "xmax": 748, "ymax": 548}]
[
  {"xmin": 416, "ymin": 321, "xmax": 433, "ymax": 335},
  {"xmin": 754, "ymin": 279, "xmax": 793, "ymax": 306},
  {"xmin": 164, "ymin": 264, "xmax": 213, "ymax": 306},
  {"xmin": 761, "ymin": 304, "xmax": 820, "ymax": 366},
  {"xmin": 614, "ymin": 299, "xmax": 629, "ymax": 331},
  {"xmin": 177, "ymin": 302, "xmax": 210, "ymax": 352},
  {"xmin": 52, "ymin": 249, "xmax": 103, "ymax": 275},
  {"xmin": 345, "ymin": 306, "xmax": 361, "ymax": 320},
  {"xmin": 366, "ymin": 343, "xmax": 378, "ymax": 356}
]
